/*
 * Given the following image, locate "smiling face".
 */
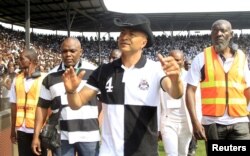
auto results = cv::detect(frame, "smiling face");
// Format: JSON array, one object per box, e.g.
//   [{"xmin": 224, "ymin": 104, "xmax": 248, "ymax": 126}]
[
  {"xmin": 211, "ymin": 20, "xmax": 233, "ymax": 53},
  {"xmin": 60, "ymin": 38, "xmax": 82, "ymax": 68},
  {"xmin": 118, "ymin": 28, "xmax": 148, "ymax": 55}
]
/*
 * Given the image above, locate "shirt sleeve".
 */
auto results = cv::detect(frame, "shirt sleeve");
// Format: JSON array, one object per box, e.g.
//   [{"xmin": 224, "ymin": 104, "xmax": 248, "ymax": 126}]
[
  {"xmin": 244, "ymin": 58, "xmax": 250, "ymax": 87},
  {"xmin": 185, "ymin": 53, "xmax": 204, "ymax": 87},
  {"xmin": 86, "ymin": 65, "xmax": 102, "ymax": 92},
  {"xmin": 37, "ymin": 76, "xmax": 52, "ymax": 108}
]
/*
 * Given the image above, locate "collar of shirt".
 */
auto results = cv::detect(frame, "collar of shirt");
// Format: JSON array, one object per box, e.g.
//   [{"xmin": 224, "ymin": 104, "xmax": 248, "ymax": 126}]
[
  {"xmin": 113, "ymin": 55, "xmax": 147, "ymax": 69},
  {"xmin": 57, "ymin": 59, "xmax": 82, "ymax": 71},
  {"xmin": 217, "ymin": 53, "xmax": 235, "ymax": 73}
]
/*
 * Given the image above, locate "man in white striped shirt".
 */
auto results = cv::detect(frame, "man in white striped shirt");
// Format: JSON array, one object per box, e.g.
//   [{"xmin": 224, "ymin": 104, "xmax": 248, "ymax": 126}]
[{"xmin": 32, "ymin": 37, "xmax": 100, "ymax": 156}]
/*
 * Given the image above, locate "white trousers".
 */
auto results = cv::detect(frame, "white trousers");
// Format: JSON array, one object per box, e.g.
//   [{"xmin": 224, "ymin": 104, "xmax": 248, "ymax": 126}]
[{"xmin": 161, "ymin": 119, "xmax": 192, "ymax": 156}]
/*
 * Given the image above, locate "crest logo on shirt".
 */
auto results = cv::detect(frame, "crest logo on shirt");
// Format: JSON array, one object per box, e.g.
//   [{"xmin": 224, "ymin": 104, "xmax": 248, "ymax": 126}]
[{"xmin": 138, "ymin": 79, "xmax": 149, "ymax": 90}]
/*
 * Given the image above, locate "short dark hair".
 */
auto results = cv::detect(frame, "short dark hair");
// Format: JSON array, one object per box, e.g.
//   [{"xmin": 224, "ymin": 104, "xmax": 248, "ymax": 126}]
[{"xmin": 24, "ymin": 48, "xmax": 38, "ymax": 64}]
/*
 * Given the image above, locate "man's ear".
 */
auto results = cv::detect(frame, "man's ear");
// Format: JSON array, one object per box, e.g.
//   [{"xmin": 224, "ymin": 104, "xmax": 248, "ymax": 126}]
[
  {"xmin": 230, "ymin": 30, "xmax": 234, "ymax": 38},
  {"xmin": 80, "ymin": 49, "xmax": 84, "ymax": 57},
  {"xmin": 141, "ymin": 39, "xmax": 147, "ymax": 49}
]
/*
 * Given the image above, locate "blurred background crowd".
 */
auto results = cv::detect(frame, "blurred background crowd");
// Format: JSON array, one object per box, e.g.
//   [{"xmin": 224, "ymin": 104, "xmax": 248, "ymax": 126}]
[{"xmin": 1, "ymin": 24, "xmax": 250, "ymax": 111}]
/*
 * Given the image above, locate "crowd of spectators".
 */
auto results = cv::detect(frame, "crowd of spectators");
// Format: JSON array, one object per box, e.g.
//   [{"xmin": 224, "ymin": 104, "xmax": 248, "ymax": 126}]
[{"xmin": 1, "ymin": 24, "xmax": 250, "ymax": 74}]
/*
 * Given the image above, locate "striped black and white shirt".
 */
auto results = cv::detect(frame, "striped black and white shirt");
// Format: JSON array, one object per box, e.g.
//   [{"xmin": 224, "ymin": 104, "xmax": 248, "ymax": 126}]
[
  {"xmin": 86, "ymin": 55, "xmax": 165, "ymax": 156},
  {"xmin": 38, "ymin": 59, "xmax": 100, "ymax": 144}
]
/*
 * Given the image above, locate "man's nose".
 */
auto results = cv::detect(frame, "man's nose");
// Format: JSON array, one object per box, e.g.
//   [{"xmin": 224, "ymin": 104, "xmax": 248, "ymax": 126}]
[{"xmin": 216, "ymin": 30, "xmax": 223, "ymax": 36}]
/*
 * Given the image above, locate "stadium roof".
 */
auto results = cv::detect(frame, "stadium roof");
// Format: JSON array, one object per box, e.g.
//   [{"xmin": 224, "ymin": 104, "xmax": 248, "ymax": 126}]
[{"xmin": 0, "ymin": 0, "xmax": 250, "ymax": 32}]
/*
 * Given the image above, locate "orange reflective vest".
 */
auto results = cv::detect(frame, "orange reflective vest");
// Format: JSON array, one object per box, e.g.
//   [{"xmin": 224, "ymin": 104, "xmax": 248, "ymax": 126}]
[
  {"xmin": 200, "ymin": 46, "xmax": 248, "ymax": 117},
  {"xmin": 15, "ymin": 72, "xmax": 45, "ymax": 128}
]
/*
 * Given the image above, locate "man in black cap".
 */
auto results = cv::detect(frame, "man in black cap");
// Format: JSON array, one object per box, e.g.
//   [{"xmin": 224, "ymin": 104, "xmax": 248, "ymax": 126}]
[{"xmin": 62, "ymin": 14, "xmax": 183, "ymax": 156}]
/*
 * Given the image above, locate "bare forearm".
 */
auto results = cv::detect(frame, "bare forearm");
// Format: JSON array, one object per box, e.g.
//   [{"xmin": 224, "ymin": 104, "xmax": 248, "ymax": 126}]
[
  {"xmin": 186, "ymin": 101, "xmax": 199, "ymax": 125},
  {"xmin": 186, "ymin": 86, "xmax": 200, "ymax": 125},
  {"xmin": 67, "ymin": 92, "xmax": 84, "ymax": 110},
  {"xmin": 161, "ymin": 76, "xmax": 183, "ymax": 99},
  {"xmin": 10, "ymin": 104, "xmax": 17, "ymax": 130},
  {"xmin": 67, "ymin": 86, "xmax": 97, "ymax": 110},
  {"xmin": 171, "ymin": 78, "xmax": 183, "ymax": 99},
  {"xmin": 33, "ymin": 107, "xmax": 48, "ymax": 138}
]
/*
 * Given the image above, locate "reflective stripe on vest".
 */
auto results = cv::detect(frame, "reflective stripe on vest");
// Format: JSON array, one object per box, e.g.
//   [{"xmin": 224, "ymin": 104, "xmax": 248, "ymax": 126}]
[
  {"xmin": 15, "ymin": 72, "xmax": 45, "ymax": 128},
  {"xmin": 200, "ymin": 46, "xmax": 248, "ymax": 117}
]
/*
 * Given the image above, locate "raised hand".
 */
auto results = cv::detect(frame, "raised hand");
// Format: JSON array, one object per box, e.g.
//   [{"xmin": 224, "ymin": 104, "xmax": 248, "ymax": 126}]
[
  {"xmin": 62, "ymin": 66, "xmax": 85, "ymax": 94},
  {"xmin": 157, "ymin": 53, "xmax": 180, "ymax": 79}
]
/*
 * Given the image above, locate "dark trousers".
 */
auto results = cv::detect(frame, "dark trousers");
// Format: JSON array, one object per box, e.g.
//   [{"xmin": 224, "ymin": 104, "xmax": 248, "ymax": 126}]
[
  {"xmin": 188, "ymin": 136, "xmax": 197, "ymax": 152},
  {"xmin": 203, "ymin": 122, "xmax": 250, "ymax": 154},
  {"xmin": 17, "ymin": 130, "xmax": 47, "ymax": 156}
]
